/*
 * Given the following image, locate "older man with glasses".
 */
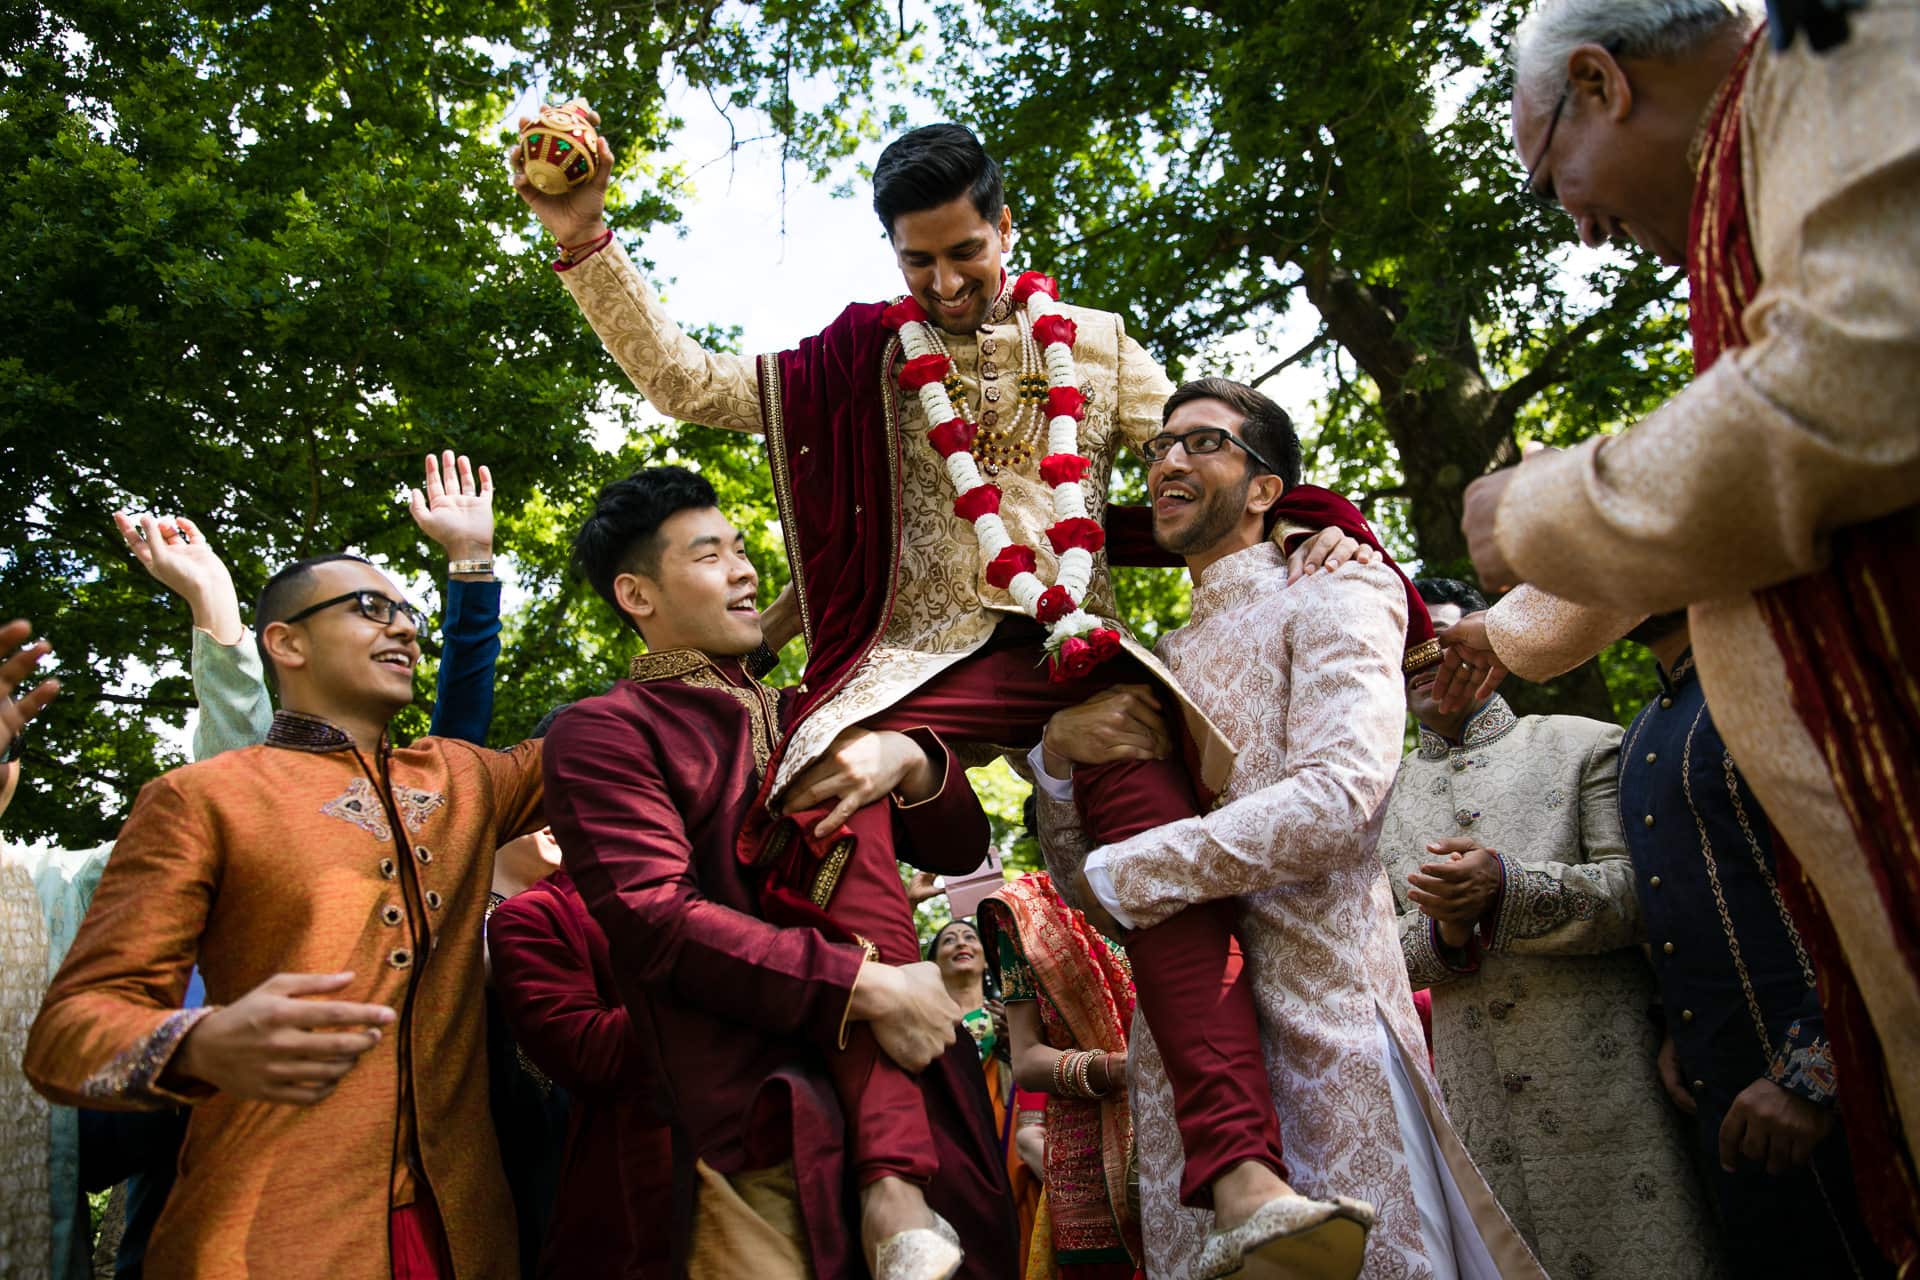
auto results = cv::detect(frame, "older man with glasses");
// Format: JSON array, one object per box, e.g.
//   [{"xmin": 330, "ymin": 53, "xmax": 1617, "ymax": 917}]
[
  {"xmin": 26, "ymin": 531, "xmax": 546, "ymax": 1279},
  {"xmin": 1443, "ymin": 2, "xmax": 1920, "ymax": 1268}
]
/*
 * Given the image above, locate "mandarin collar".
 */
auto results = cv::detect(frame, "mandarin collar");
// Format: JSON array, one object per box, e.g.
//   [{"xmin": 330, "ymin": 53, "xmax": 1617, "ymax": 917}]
[
  {"xmin": 627, "ymin": 647, "xmax": 755, "ymax": 687},
  {"xmin": 265, "ymin": 710, "xmax": 360, "ymax": 754},
  {"xmin": 1416, "ymin": 694, "xmax": 1518, "ymax": 759},
  {"xmin": 1191, "ymin": 541, "xmax": 1285, "ymax": 611},
  {"xmin": 1656, "ymin": 647, "xmax": 1698, "ymax": 697}
]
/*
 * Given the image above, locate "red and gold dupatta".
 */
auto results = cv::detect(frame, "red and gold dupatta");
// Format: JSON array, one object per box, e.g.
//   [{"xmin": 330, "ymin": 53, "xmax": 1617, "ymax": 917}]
[
  {"xmin": 1690, "ymin": 28, "xmax": 1920, "ymax": 1270},
  {"xmin": 980, "ymin": 874, "xmax": 1142, "ymax": 1268}
]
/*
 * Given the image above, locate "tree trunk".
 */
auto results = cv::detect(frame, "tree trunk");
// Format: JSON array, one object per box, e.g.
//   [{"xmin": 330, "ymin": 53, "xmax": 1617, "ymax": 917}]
[{"xmin": 1303, "ymin": 255, "xmax": 1620, "ymax": 724}]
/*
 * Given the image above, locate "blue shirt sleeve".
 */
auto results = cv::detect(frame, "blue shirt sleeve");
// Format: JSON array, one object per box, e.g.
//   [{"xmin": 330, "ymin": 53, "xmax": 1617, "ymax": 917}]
[{"xmin": 429, "ymin": 577, "xmax": 502, "ymax": 745}]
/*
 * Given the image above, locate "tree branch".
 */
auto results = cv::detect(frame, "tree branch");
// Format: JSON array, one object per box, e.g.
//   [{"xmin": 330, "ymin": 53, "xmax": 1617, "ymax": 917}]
[
  {"xmin": 1251, "ymin": 328, "xmax": 1330, "ymax": 387},
  {"xmin": 92, "ymin": 692, "xmax": 196, "ymax": 711},
  {"xmin": 1488, "ymin": 266, "xmax": 1685, "ymax": 433}
]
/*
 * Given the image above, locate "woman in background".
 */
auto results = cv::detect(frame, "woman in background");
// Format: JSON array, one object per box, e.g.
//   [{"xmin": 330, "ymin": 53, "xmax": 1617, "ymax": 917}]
[{"xmin": 981, "ymin": 874, "xmax": 1140, "ymax": 1280}]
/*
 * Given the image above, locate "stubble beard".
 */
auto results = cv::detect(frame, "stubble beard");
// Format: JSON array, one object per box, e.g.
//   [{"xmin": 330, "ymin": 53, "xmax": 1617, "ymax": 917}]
[{"xmin": 1158, "ymin": 474, "xmax": 1252, "ymax": 559}]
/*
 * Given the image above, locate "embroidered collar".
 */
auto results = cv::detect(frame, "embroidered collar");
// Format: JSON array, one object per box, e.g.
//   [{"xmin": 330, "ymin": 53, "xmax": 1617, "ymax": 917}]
[
  {"xmin": 1657, "ymin": 647, "xmax": 1698, "ymax": 695},
  {"xmin": 265, "ymin": 710, "xmax": 358, "ymax": 753},
  {"xmin": 985, "ymin": 268, "xmax": 1016, "ymax": 325},
  {"xmin": 1416, "ymin": 694, "xmax": 1518, "ymax": 759},
  {"xmin": 627, "ymin": 648, "xmax": 754, "ymax": 687},
  {"xmin": 1192, "ymin": 541, "xmax": 1284, "ymax": 610}
]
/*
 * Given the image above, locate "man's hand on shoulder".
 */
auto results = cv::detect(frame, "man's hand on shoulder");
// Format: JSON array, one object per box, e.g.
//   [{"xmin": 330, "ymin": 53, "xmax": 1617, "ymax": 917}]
[
  {"xmin": 849, "ymin": 959, "xmax": 959, "ymax": 1073},
  {"xmin": 169, "ymin": 972, "xmax": 395, "ymax": 1106},
  {"xmin": 1284, "ymin": 525, "xmax": 1379, "ymax": 585}
]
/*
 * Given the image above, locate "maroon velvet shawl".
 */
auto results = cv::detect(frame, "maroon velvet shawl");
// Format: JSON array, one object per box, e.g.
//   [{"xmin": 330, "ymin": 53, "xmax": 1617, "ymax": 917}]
[
  {"xmin": 1105, "ymin": 484, "xmax": 1438, "ymax": 670},
  {"xmin": 746, "ymin": 301, "xmax": 904, "ymax": 848},
  {"xmin": 1690, "ymin": 27, "xmax": 1920, "ymax": 1268}
]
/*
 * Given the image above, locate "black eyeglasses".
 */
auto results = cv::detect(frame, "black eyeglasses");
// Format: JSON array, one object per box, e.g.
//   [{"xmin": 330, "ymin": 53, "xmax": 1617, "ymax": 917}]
[
  {"xmin": 1141, "ymin": 425, "xmax": 1281, "ymax": 475},
  {"xmin": 1520, "ymin": 87, "xmax": 1570, "ymax": 206},
  {"xmin": 283, "ymin": 590, "xmax": 430, "ymax": 634},
  {"xmin": 1520, "ymin": 38, "xmax": 1624, "ymax": 208}
]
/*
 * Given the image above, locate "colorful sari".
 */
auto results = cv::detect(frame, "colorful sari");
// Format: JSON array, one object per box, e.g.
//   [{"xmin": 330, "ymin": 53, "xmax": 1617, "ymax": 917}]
[
  {"xmin": 981, "ymin": 874, "xmax": 1141, "ymax": 1278},
  {"xmin": 1690, "ymin": 27, "xmax": 1920, "ymax": 1271}
]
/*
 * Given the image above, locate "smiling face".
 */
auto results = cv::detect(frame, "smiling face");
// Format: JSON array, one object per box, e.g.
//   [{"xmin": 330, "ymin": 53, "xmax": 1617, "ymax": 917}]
[
  {"xmin": 1511, "ymin": 46, "xmax": 1705, "ymax": 266},
  {"xmin": 889, "ymin": 194, "xmax": 1013, "ymax": 335},
  {"xmin": 934, "ymin": 921, "xmax": 984, "ymax": 980},
  {"xmin": 1148, "ymin": 398, "xmax": 1285, "ymax": 574},
  {"xmin": 617, "ymin": 506, "xmax": 763, "ymax": 658},
  {"xmin": 265, "ymin": 558, "xmax": 423, "ymax": 725}
]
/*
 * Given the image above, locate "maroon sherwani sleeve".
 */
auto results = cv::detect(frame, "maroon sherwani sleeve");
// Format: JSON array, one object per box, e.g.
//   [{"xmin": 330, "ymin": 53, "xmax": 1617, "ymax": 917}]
[
  {"xmin": 487, "ymin": 886, "xmax": 633, "ymax": 1096},
  {"xmin": 888, "ymin": 727, "xmax": 993, "ymax": 876},
  {"xmin": 543, "ymin": 697, "xmax": 864, "ymax": 1049}
]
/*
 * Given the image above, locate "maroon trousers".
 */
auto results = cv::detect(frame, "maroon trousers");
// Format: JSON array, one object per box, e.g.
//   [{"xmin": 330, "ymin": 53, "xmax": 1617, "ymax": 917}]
[{"xmin": 844, "ymin": 618, "xmax": 1285, "ymax": 1206}]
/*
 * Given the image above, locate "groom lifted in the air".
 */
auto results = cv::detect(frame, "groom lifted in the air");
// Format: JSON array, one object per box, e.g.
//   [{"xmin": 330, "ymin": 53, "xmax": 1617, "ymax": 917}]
[{"xmin": 516, "ymin": 104, "xmax": 1372, "ymax": 1280}]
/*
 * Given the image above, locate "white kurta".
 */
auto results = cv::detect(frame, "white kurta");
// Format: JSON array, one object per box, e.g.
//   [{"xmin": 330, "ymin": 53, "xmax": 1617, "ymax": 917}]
[{"xmin": 1035, "ymin": 544, "xmax": 1541, "ymax": 1279}]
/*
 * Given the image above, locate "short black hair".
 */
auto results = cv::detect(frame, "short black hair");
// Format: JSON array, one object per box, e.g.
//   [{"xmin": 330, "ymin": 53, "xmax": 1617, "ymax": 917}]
[
  {"xmin": 530, "ymin": 703, "xmax": 573, "ymax": 740},
  {"xmin": 1161, "ymin": 377, "xmax": 1302, "ymax": 491},
  {"xmin": 571, "ymin": 466, "xmax": 718, "ymax": 632},
  {"xmin": 255, "ymin": 552, "xmax": 377, "ymax": 684},
  {"xmin": 1414, "ymin": 577, "xmax": 1489, "ymax": 616},
  {"xmin": 872, "ymin": 124, "xmax": 1005, "ymax": 236}
]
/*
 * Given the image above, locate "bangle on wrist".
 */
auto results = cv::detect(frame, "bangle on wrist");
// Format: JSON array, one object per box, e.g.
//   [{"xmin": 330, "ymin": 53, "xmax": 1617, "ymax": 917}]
[{"xmin": 447, "ymin": 558, "xmax": 494, "ymax": 576}]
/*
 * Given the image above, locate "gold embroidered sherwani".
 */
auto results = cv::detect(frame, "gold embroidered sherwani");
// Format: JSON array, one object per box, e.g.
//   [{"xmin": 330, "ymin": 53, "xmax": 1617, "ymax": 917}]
[
  {"xmin": 1483, "ymin": 6, "xmax": 1920, "ymax": 1166},
  {"xmin": 558, "ymin": 243, "xmax": 1236, "ymax": 796},
  {"xmin": 1035, "ymin": 546, "xmax": 1541, "ymax": 1280},
  {"xmin": 1380, "ymin": 698, "xmax": 1720, "ymax": 1278}
]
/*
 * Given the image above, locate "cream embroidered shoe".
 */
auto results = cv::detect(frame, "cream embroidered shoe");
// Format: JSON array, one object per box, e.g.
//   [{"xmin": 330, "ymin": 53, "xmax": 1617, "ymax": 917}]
[
  {"xmin": 871, "ymin": 1211, "xmax": 963, "ymax": 1280},
  {"xmin": 1195, "ymin": 1193, "xmax": 1374, "ymax": 1280}
]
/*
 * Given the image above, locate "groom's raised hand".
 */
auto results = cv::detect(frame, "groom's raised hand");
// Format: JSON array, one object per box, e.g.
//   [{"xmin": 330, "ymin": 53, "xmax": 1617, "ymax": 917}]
[{"xmin": 509, "ymin": 98, "xmax": 615, "ymax": 247}]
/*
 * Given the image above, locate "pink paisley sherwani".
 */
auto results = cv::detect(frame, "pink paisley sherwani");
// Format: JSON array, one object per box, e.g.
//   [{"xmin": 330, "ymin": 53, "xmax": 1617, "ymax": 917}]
[{"xmin": 1033, "ymin": 544, "xmax": 1541, "ymax": 1279}]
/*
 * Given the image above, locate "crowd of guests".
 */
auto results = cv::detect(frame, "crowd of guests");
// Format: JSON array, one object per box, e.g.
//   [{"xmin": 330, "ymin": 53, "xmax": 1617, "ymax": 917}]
[
  {"xmin": 3, "ymin": 0, "xmax": 1915, "ymax": 1276},
  {"xmin": 2, "ymin": 492, "xmax": 1893, "ymax": 1280}
]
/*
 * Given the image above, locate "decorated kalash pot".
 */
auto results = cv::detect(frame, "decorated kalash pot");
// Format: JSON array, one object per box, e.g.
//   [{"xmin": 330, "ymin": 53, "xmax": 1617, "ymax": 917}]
[{"xmin": 518, "ymin": 103, "xmax": 600, "ymax": 195}]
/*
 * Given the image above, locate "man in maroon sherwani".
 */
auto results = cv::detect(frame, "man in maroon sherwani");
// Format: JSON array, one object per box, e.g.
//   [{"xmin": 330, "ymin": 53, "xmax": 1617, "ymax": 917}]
[
  {"xmin": 488, "ymin": 850, "xmax": 674, "ymax": 1280},
  {"xmin": 541, "ymin": 467, "xmax": 1016, "ymax": 1280}
]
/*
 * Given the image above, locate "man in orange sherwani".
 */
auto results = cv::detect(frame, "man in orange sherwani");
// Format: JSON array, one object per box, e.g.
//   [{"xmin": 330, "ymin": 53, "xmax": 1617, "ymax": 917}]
[{"xmin": 26, "ymin": 551, "xmax": 545, "ymax": 1280}]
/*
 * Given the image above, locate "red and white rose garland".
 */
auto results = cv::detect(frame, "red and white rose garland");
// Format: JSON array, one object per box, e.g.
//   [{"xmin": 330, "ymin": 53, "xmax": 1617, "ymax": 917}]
[{"xmin": 882, "ymin": 271, "xmax": 1122, "ymax": 681}]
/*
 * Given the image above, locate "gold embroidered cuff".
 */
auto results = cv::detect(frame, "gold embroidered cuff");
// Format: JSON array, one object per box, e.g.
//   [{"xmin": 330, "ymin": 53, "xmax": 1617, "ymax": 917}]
[{"xmin": 835, "ymin": 937, "xmax": 883, "ymax": 1051}]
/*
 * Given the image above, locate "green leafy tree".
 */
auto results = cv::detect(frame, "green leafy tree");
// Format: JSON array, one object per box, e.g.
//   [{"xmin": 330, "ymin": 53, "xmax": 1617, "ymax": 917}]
[
  {"xmin": 929, "ymin": 0, "xmax": 1691, "ymax": 719},
  {"xmin": 2, "ymin": 0, "xmax": 904, "ymax": 844}
]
